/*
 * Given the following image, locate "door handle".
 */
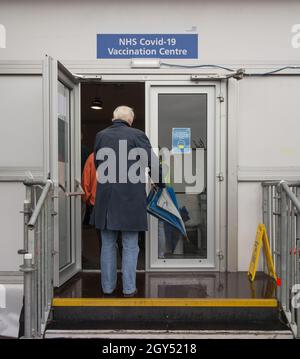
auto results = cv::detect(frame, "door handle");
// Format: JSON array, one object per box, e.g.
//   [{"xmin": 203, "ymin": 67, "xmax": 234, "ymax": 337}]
[
  {"xmin": 66, "ymin": 179, "xmax": 85, "ymax": 197},
  {"xmin": 66, "ymin": 191, "xmax": 84, "ymax": 197},
  {"xmin": 75, "ymin": 178, "xmax": 85, "ymax": 193},
  {"xmin": 58, "ymin": 180, "xmax": 85, "ymax": 197}
]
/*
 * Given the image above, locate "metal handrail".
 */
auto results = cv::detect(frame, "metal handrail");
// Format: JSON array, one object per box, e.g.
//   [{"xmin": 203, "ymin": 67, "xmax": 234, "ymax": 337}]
[
  {"xmin": 27, "ymin": 180, "xmax": 52, "ymax": 229},
  {"xmin": 262, "ymin": 181, "xmax": 300, "ymax": 187},
  {"xmin": 280, "ymin": 181, "xmax": 300, "ymax": 213},
  {"xmin": 19, "ymin": 178, "xmax": 54, "ymax": 338},
  {"xmin": 262, "ymin": 180, "xmax": 300, "ymax": 339}
]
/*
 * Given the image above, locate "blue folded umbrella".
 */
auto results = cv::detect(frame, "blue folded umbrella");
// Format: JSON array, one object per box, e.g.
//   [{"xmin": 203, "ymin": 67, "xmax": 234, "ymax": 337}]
[{"xmin": 146, "ymin": 186, "xmax": 188, "ymax": 239}]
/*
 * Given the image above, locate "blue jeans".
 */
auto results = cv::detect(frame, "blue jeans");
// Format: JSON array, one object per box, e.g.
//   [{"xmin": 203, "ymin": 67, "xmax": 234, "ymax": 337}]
[{"xmin": 100, "ymin": 229, "xmax": 139, "ymax": 295}]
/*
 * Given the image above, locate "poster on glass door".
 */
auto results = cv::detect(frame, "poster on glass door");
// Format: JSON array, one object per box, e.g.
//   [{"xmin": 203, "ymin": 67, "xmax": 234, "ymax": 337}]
[{"xmin": 172, "ymin": 128, "xmax": 191, "ymax": 154}]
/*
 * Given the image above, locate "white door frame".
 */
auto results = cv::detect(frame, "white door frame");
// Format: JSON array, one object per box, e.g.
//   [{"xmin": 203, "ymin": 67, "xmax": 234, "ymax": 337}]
[
  {"xmin": 49, "ymin": 70, "xmax": 227, "ymax": 275},
  {"xmin": 49, "ymin": 71, "xmax": 227, "ymax": 276},
  {"xmin": 145, "ymin": 80, "xmax": 227, "ymax": 272}
]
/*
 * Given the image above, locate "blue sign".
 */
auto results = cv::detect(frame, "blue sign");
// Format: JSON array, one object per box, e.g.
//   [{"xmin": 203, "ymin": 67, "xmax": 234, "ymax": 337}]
[
  {"xmin": 97, "ymin": 34, "xmax": 198, "ymax": 59},
  {"xmin": 172, "ymin": 128, "xmax": 191, "ymax": 154}
]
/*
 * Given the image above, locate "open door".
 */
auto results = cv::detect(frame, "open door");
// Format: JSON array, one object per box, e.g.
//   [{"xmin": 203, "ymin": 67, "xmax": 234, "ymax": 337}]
[{"xmin": 47, "ymin": 56, "xmax": 82, "ymax": 286}]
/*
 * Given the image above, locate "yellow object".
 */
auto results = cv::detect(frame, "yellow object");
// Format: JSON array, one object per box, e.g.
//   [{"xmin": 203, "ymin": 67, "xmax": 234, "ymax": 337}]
[
  {"xmin": 52, "ymin": 297, "xmax": 277, "ymax": 308},
  {"xmin": 248, "ymin": 224, "xmax": 277, "ymax": 282}
]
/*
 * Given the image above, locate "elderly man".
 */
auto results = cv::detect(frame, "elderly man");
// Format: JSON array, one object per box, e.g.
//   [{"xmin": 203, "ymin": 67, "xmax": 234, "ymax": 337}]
[{"xmin": 93, "ymin": 106, "xmax": 163, "ymax": 297}]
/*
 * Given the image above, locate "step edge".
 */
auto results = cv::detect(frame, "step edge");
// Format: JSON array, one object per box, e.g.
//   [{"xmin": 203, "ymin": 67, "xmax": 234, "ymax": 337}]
[
  {"xmin": 52, "ymin": 298, "xmax": 278, "ymax": 308},
  {"xmin": 44, "ymin": 329, "xmax": 293, "ymax": 339}
]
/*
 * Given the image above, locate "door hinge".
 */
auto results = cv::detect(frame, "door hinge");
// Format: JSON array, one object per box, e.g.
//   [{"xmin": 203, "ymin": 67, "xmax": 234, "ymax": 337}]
[
  {"xmin": 217, "ymin": 250, "xmax": 224, "ymax": 261},
  {"xmin": 217, "ymin": 94, "xmax": 224, "ymax": 102},
  {"xmin": 217, "ymin": 172, "xmax": 224, "ymax": 182}
]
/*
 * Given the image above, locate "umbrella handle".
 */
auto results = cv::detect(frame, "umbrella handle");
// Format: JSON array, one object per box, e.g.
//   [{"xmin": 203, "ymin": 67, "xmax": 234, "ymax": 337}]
[{"xmin": 151, "ymin": 182, "xmax": 160, "ymax": 192}]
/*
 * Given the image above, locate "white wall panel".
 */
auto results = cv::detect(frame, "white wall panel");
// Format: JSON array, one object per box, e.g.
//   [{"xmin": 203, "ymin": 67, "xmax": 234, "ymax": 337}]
[
  {"xmin": 0, "ymin": 75, "xmax": 43, "ymax": 169},
  {"xmin": 0, "ymin": 183, "xmax": 24, "ymax": 271},
  {"xmin": 0, "ymin": 0, "xmax": 299, "ymax": 63},
  {"xmin": 237, "ymin": 76, "xmax": 300, "ymax": 271},
  {"xmin": 0, "ymin": 284, "xmax": 23, "ymax": 338},
  {"xmin": 238, "ymin": 76, "xmax": 300, "ymax": 170}
]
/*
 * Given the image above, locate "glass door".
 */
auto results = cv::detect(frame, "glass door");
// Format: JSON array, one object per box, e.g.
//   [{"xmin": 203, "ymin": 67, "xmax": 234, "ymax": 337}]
[
  {"xmin": 57, "ymin": 81, "xmax": 72, "ymax": 272},
  {"xmin": 47, "ymin": 57, "xmax": 82, "ymax": 286},
  {"xmin": 148, "ymin": 85, "xmax": 216, "ymax": 269}
]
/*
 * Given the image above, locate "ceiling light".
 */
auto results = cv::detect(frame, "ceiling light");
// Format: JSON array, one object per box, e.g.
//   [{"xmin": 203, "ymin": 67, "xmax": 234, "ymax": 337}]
[{"xmin": 91, "ymin": 97, "xmax": 103, "ymax": 110}]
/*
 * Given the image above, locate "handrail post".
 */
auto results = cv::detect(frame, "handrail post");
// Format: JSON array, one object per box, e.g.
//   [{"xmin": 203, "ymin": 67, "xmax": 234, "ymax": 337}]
[
  {"xmin": 262, "ymin": 185, "xmax": 269, "ymax": 274},
  {"xmin": 23, "ymin": 195, "xmax": 31, "ymax": 252},
  {"xmin": 18, "ymin": 188, "xmax": 32, "ymax": 256},
  {"xmin": 18, "ymin": 193, "xmax": 33, "ymax": 338},
  {"xmin": 280, "ymin": 187, "xmax": 288, "ymax": 310},
  {"xmin": 20, "ymin": 253, "xmax": 36, "ymax": 338}
]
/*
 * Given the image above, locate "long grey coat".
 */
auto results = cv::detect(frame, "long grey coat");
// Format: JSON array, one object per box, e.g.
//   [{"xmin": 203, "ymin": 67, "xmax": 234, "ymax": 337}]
[{"xmin": 93, "ymin": 119, "xmax": 162, "ymax": 231}]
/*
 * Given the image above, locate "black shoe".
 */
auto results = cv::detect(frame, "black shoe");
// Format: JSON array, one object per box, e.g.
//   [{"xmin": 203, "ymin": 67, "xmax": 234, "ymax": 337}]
[
  {"xmin": 102, "ymin": 290, "xmax": 116, "ymax": 298},
  {"xmin": 123, "ymin": 289, "xmax": 138, "ymax": 298}
]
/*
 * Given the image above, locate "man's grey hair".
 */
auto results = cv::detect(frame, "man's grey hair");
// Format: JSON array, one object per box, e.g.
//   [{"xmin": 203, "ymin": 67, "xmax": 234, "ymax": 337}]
[{"xmin": 113, "ymin": 106, "xmax": 134, "ymax": 124}]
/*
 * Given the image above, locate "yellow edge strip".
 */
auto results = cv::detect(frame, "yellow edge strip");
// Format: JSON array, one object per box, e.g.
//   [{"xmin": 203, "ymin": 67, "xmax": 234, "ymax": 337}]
[{"xmin": 52, "ymin": 298, "xmax": 278, "ymax": 308}]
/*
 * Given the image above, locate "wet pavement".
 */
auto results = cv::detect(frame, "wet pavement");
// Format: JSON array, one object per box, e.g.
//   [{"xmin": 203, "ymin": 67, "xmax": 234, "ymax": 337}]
[{"xmin": 54, "ymin": 271, "xmax": 277, "ymax": 299}]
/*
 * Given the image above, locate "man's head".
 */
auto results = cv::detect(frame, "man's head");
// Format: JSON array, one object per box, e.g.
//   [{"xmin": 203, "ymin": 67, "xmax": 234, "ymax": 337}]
[{"xmin": 112, "ymin": 106, "xmax": 135, "ymax": 126}]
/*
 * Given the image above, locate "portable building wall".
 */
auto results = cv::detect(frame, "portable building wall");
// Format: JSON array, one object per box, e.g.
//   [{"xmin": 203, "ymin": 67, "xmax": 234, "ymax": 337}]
[
  {"xmin": 0, "ymin": 0, "xmax": 300, "ymax": 273},
  {"xmin": 0, "ymin": 70, "xmax": 45, "ymax": 272},
  {"xmin": 237, "ymin": 76, "xmax": 300, "ymax": 270}
]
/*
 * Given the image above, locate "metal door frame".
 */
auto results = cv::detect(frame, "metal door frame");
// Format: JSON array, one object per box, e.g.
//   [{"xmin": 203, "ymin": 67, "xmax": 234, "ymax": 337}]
[
  {"xmin": 145, "ymin": 80, "xmax": 227, "ymax": 271},
  {"xmin": 47, "ymin": 57, "xmax": 82, "ymax": 286},
  {"xmin": 71, "ymin": 74, "xmax": 227, "ymax": 273}
]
